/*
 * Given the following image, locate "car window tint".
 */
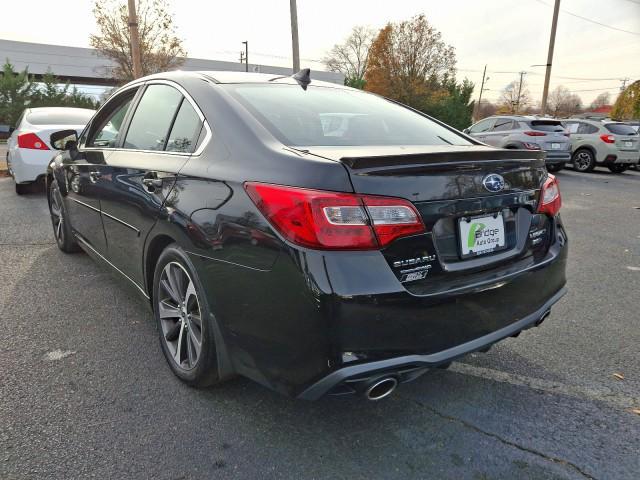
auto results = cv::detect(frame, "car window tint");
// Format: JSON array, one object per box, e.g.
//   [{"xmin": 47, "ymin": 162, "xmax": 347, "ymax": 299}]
[
  {"xmin": 577, "ymin": 123, "xmax": 598, "ymax": 134},
  {"xmin": 124, "ymin": 85, "xmax": 183, "ymax": 150},
  {"xmin": 89, "ymin": 98, "xmax": 133, "ymax": 148},
  {"xmin": 604, "ymin": 123, "xmax": 638, "ymax": 135},
  {"xmin": 492, "ymin": 119, "xmax": 514, "ymax": 132},
  {"xmin": 225, "ymin": 84, "xmax": 471, "ymax": 147},
  {"xmin": 469, "ymin": 118, "xmax": 494, "ymax": 133},
  {"xmin": 528, "ymin": 120, "xmax": 564, "ymax": 132},
  {"xmin": 166, "ymin": 100, "xmax": 202, "ymax": 153}
]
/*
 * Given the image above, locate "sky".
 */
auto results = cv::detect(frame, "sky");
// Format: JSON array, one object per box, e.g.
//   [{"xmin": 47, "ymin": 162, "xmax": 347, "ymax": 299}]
[{"xmin": 1, "ymin": 0, "xmax": 639, "ymax": 105}]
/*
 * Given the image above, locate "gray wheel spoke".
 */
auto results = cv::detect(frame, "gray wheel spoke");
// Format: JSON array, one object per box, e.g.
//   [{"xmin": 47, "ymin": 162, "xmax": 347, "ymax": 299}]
[
  {"xmin": 159, "ymin": 300, "xmax": 181, "ymax": 319},
  {"xmin": 160, "ymin": 278, "xmax": 181, "ymax": 304},
  {"xmin": 189, "ymin": 313, "xmax": 202, "ymax": 328},
  {"xmin": 174, "ymin": 321, "xmax": 185, "ymax": 364},
  {"xmin": 186, "ymin": 330, "xmax": 196, "ymax": 366},
  {"xmin": 188, "ymin": 324, "xmax": 201, "ymax": 355}
]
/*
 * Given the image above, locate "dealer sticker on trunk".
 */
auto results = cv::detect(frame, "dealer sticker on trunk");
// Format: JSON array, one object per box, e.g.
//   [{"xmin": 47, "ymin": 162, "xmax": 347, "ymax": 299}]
[{"xmin": 459, "ymin": 213, "xmax": 506, "ymax": 256}]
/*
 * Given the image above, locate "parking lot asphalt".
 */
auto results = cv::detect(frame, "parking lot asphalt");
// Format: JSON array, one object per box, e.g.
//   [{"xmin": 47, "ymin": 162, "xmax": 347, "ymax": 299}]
[{"xmin": 1, "ymin": 168, "xmax": 639, "ymax": 480}]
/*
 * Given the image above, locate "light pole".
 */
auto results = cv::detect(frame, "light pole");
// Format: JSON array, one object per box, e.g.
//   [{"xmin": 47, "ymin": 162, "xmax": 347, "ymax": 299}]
[
  {"xmin": 541, "ymin": 0, "xmax": 561, "ymax": 116},
  {"xmin": 127, "ymin": 0, "xmax": 142, "ymax": 78},
  {"xmin": 242, "ymin": 41, "xmax": 248, "ymax": 72},
  {"xmin": 289, "ymin": 0, "xmax": 300, "ymax": 73},
  {"xmin": 474, "ymin": 65, "xmax": 489, "ymax": 121}
]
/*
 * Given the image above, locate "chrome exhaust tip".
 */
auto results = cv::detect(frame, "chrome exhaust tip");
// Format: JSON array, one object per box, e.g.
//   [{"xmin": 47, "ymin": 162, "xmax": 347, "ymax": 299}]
[{"xmin": 364, "ymin": 377, "xmax": 398, "ymax": 401}]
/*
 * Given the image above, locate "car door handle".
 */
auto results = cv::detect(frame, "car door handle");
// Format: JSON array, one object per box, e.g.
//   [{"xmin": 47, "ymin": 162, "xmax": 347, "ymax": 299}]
[{"xmin": 89, "ymin": 170, "xmax": 102, "ymax": 183}]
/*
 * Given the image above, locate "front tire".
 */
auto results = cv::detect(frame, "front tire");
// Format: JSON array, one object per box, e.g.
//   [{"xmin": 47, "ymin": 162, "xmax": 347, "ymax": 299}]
[
  {"xmin": 48, "ymin": 180, "xmax": 80, "ymax": 253},
  {"xmin": 153, "ymin": 244, "xmax": 220, "ymax": 387},
  {"xmin": 572, "ymin": 149, "xmax": 596, "ymax": 172},
  {"xmin": 607, "ymin": 164, "xmax": 628, "ymax": 174}
]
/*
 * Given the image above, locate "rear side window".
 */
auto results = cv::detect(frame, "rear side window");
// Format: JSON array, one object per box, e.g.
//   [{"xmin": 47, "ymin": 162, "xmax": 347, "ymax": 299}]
[
  {"xmin": 578, "ymin": 123, "xmax": 598, "ymax": 134},
  {"xmin": 224, "ymin": 84, "xmax": 471, "ymax": 147},
  {"xmin": 27, "ymin": 110, "xmax": 94, "ymax": 125},
  {"xmin": 166, "ymin": 100, "xmax": 202, "ymax": 153},
  {"xmin": 124, "ymin": 85, "xmax": 183, "ymax": 150},
  {"xmin": 604, "ymin": 123, "xmax": 638, "ymax": 135},
  {"xmin": 528, "ymin": 120, "xmax": 564, "ymax": 132}
]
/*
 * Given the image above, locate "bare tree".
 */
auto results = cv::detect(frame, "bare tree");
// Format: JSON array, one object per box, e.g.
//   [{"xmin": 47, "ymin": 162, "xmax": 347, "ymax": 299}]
[
  {"xmin": 499, "ymin": 79, "xmax": 530, "ymax": 114},
  {"xmin": 547, "ymin": 85, "xmax": 583, "ymax": 117},
  {"xmin": 323, "ymin": 26, "xmax": 376, "ymax": 89},
  {"xmin": 90, "ymin": 0, "xmax": 186, "ymax": 82},
  {"xmin": 589, "ymin": 92, "xmax": 611, "ymax": 110}
]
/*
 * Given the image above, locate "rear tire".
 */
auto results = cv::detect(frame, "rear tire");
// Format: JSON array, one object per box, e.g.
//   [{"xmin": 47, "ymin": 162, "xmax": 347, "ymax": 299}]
[
  {"xmin": 607, "ymin": 164, "xmax": 628, "ymax": 174},
  {"xmin": 48, "ymin": 180, "xmax": 81, "ymax": 253},
  {"xmin": 546, "ymin": 163, "xmax": 564, "ymax": 173},
  {"xmin": 153, "ymin": 244, "xmax": 221, "ymax": 387},
  {"xmin": 572, "ymin": 149, "xmax": 596, "ymax": 172}
]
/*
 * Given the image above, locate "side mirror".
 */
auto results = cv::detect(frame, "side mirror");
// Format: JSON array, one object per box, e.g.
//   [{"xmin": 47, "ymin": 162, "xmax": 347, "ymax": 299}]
[
  {"xmin": 50, "ymin": 129, "xmax": 78, "ymax": 150},
  {"xmin": 463, "ymin": 128, "xmax": 470, "ymax": 134}
]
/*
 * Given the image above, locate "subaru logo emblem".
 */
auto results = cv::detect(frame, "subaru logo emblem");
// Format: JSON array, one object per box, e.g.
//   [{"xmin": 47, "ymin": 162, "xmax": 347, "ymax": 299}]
[{"xmin": 482, "ymin": 174, "xmax": 505, "ymax": 193}]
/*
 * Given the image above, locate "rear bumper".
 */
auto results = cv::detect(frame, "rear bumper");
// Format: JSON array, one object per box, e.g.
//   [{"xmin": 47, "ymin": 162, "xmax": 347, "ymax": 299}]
[
  {"xmin": 8, "ymin": 148, "xmax": 53, "ymax": 183},
  {"xmin": 543, "ymin": 151, "xmax": 571, "ymax": 164},
  {"xmin": 297, "ymin": 286, "xmax": 566, "ymax": 400},
  {"xmin": 602, "ymin": 153, "xmax": 640, "ymax": 164}
]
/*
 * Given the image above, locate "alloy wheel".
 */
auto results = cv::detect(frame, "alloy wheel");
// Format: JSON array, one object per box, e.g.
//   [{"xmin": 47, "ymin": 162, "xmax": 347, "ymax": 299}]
[
  {"xmin": 573, "ymin": 151, "xmax": 593, "ymax": 172},
  {"xmin": 49, "ymin": 186, "xmax": 64, "ymax": 245},
  {"xmin": 158, "ymin": 261, "xmax": 203, "ymax": 371}
]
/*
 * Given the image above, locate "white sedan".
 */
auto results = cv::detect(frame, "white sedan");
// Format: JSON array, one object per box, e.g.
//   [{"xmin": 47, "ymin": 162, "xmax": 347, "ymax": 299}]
[{"xmin": 7, "ymin": 107, "xmax": 95, "ymax": 194}]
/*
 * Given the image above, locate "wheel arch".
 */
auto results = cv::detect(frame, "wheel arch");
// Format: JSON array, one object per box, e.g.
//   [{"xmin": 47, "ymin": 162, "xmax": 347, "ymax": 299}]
[
  {"xmin": 144, "ymin": 233, "xmax": 177, "ymax": 300},
  {"xmin": 573, "ymin": 145, "xmax": 596, "ymax": 158}
]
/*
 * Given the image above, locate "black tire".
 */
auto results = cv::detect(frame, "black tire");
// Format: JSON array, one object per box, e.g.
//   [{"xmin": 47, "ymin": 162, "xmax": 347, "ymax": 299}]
[
  {"xmin": 15, "ymin": 183, "xmax": 29, "ymax": 195},
  {"xmin": 546, "ymin": 163, "xmax": 564, "ymax": 173},
  {"xmin": 607, "ymin": 164, "xmax": 628, "ymax": 174},
  {"xmin": 572, "ymin": 149, "xmax": 596, "ymax": 172},
  {"xmin": 48, "ymin": 179, "xmax": 81, "ymax": 253},
  {"xmin": 153, "ymin": 244, "xmax": 220, "ymax": 387}
]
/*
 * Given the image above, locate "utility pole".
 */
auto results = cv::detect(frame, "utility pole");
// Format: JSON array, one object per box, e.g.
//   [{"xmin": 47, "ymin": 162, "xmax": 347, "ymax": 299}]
[
  {"xmin": 620, "ymin": 77, "xmax": 630, "ymax": 91},
  {"xmin": 541, "ymin": 0, "xmax": 561, "ymax": 116},
  {"xmin": 516, "ymin": 71, "xmax": 527, "ymax": 114},
  {"xmin": 289, "ymin": 0, "xmax": 300, "ymax": 73},
  {"xmin": 242, "ymin": 41, "xmax": 249, "ymax": 72},
  {"xmin": 127, "ymin": 0, "xmax": 143, "ymax": 79},
  {"xmin": 474, "ymin": 65, "xmax": 488, "ymax": 120}
]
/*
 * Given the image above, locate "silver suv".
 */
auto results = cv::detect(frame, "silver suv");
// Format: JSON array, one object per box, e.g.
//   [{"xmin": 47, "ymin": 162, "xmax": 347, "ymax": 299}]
[
  {"xmin": 562, "ymin": 119, "xmax": 640, "ymax": 173},
  {"xmin": 464, "ymin": 116, "xmax": 571, "ymax": 172}
]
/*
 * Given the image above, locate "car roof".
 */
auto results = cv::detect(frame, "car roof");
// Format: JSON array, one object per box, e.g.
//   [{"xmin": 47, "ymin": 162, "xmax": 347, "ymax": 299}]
[
  {"xmin": 25, "ymin": 107, "xmax": 96, "ymax": 114},
  {"xmin": 124, "ymin": 70, "xmax": 347, "ymax": 90}
]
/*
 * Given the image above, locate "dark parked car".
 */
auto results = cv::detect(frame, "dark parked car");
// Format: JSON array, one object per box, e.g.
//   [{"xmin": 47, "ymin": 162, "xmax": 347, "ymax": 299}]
[{"xmin": 46, "ymin": 71, "xmax": 568, "ymax": 401}]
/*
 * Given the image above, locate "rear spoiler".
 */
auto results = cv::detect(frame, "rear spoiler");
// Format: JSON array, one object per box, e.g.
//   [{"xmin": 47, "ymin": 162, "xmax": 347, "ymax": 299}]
[{"xmin": 340, "ymin": 150, "xmax": 545, "ymax": 170}]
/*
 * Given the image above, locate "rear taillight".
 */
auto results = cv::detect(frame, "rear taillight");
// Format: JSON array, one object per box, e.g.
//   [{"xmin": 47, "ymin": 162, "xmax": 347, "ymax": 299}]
[
  {"xmin": 17, "ymin": 132, "xmax": 49, "ymax": 150},
  {"xmin": 600, "ymin": 134, "xmax": 615, "ymax": 144},
  {"xmin": 524, "ymin": 131, "xmax": 546, "ymax": 137},
  {"xmin": 538, "ymin": 174, "xmax": 561, "ymax": 216},
  {"xmin": 244, "ymin": 182, "xmax": 425, "ymax": 250}
]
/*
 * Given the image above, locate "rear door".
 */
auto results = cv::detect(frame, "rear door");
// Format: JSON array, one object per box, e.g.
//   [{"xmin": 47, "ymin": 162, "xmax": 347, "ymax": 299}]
[
  {"xmin": 483, "ymin": 118, "xmax": 515, "ymax": 147},
  {"xmin": 99, "ymin": 82, "xmax": 204, "ymax": 286}
]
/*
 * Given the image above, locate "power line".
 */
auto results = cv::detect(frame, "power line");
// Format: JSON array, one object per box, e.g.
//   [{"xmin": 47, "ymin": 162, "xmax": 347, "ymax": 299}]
[{"xmin": 532, "ymin": 0, "xmax": 640, "ymax": 35}]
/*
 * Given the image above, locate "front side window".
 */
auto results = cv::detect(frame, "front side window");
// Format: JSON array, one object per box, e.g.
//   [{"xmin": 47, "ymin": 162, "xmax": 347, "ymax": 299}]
[
  {"xmin": 564, "ymin": 122, "xmax": 579, "ymax": 134},
  {"xmin": 124, "ymin": 85, "xmax": 183, "ymax": 150},
  {"xmin": 166, "ymin": 100, "xmax": 202, "ymax": 153},
  {"xmin": 225, "ymin": 84, "xmax": 472, "ymax": 147},
  {"xmin": 469, "ymin": 118, "xmax": 495, "ymax": 134},
  {"xmin": 87, "ymin": 93, "xmax": 135, "ymax": 148}
]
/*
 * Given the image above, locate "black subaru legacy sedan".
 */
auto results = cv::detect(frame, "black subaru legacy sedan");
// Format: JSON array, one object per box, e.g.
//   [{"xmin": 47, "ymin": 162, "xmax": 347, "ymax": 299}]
[{"xmin": 46, "ymin": 70, "xmax": 567, "ymax": 401}]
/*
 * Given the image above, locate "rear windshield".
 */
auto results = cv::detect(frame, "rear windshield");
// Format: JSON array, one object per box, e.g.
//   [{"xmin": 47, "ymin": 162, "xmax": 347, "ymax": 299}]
[
  {"xmin": 26, "ymin": 109, "xmax": 94, "ymax": 126},
  {"xmin": 527, "ymin": 120, "xmax": 565, "ymax": 132},
  {"xmin": 604, "ymin": 123, "xmax": 638, "ymax": 135},
  {"xmin": 224, "ymin": 84, "xmax": 471, "ymax": 147}
]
